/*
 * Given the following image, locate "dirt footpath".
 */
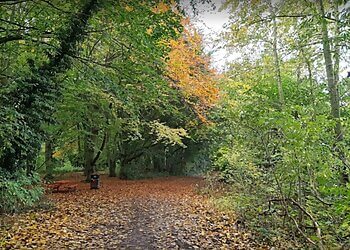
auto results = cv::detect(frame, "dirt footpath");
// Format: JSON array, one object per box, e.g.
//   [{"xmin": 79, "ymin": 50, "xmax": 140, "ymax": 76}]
[{"xmin": 1, "ymin": 176, "xmax": 265, "ymax": 249}]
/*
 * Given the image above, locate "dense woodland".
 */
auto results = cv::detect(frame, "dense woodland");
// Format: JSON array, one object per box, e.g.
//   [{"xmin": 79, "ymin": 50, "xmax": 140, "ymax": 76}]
[{"xmin": 1, "ymin": 0, "xmax": 350, "ymax": 249}]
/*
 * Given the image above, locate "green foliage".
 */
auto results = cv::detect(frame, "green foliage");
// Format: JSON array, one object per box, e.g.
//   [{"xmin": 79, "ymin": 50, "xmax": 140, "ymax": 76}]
[
  {"xmin": 0, "ymin": 0, "xmax": 185, "ymax": 174},
  {"xmin": 0, "ymin": 0, "xmax": 100, "ymax": 173},
  {"xmin": 0, "ymin": 8, "xmax": 211, "ymax": 242},
  {"xmin": 214, "ymin": 1, "xmax": 350, "ymax": 246},
  {"xmin": 0, "ymin": 170, "xmax": 43, "ymax": 214},
  {"xmin": 208, "ymin": 56, "xmax": 350, "ymax": 247},
  {"xmin": 52, "ymin": 160, "xmax": 81, "ymax": 176}
]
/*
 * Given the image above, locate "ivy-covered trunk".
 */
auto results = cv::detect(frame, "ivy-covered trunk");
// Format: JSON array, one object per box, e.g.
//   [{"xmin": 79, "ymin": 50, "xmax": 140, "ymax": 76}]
[{"xmin": 0, "ymin": 0, "xmax": 99, "ymax": 174}]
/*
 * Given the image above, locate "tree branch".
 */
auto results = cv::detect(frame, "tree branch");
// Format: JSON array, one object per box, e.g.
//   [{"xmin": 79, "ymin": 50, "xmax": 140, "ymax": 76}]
[
  {"xmin": 0, "ymin": 18, "xmax": 39, "ymax": 31},
  {"xmin": 0, "ymin": 0, "xmax": 30, "ymax": 5},
  {"xmin": 275, "ymin": 14, "xmax": 311, "ymax": 18},
  {"xmin": 37, "ymin": 0, "xmax": 72, "ymax": 14},
  {"xmin": 269, "ymin": 198, "xmax": 324, "ymax": 248},
  {"xmin": 0, "ymin": 34, "xmax": 23, "ymax": 44},
  {"xmin": 92, "ymin": 131, "xmax": 107, "ymax": 166}
]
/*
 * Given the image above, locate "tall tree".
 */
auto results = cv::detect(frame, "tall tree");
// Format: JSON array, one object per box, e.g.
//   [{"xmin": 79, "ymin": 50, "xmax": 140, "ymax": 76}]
[
  {"xmin": 318, "ymin": 0, "xmax": 342, "ymax": 140},
  {"xmin": 269, "ymin": 0, "xmax": 285, "ymax": 107},
  {"xmin": 0, "ymin": 0, "xmax": 100, "ymax": 173},
  {"xmin": 166, "ymin": 19, "xmax": 219, "ymax": 121}
]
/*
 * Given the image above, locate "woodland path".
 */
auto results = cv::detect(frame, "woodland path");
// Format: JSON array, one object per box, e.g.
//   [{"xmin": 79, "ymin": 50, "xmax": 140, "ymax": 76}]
[{"xmin": 1, "ymin": 175, "xmax": 264, "ymax": 249}]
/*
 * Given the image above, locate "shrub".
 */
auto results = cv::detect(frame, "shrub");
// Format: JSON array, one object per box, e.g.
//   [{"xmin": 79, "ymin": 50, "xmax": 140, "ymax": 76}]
[
  {"xmin": 52, "ymin": 160, "xmax": 81, "ymax": 175},
  {"xmin": 0, "ymin": 170, "xmax": 44, "ymax": 214}
]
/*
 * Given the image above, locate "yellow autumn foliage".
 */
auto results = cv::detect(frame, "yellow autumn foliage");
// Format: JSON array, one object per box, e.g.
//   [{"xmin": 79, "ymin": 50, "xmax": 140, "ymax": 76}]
[{"xmin": 166, "ymin": 19, "xmax": 219, "ymax": 122}]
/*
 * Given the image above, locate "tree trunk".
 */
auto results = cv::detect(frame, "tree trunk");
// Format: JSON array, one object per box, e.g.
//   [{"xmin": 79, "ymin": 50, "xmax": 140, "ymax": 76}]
[
  {"xmin": 119, "ymin": 159, "xmax": 128, "ymax": 180},
  {"xmin": 106, "ymin": 129, "xmax": 117, "ymax": 177},
  {"xmin": 332, "ymin": 0, "xmax": 340, "ymax": 86},
  {"xmin": 0, "ymin": 0, "xmax": 100, "ymax": 173},
  {"xmin": 318, "ymin": 0, "xmax": 347, "ymax": 183},
  {"xmin": 107, "ymin": 124, "xmax": 122, "ymax": 177},
  {"xmin": 270, "ymin": 0, "xmax": 285, "ymax": 108},
  {"xmin": 76, "ymin": 124, "xmax": 84, "ymax": 168},
  {"xmin": 84, "ymin": 127, "xmax": 98, "ymax": 181},
  {"xmin": 45, "ymin": 139, "xmax": 54, "ymax": 174},
  {"xmin": 92, "ymin": 131, "xmax": 107, "ymax": 167},
  {"xmin": 299, "ymin": 47, "xmax": 317, "ymax": 116},
  {"xmin": 318, "ymin": 0, "xmax": 342, "ymax": 139},
  {"xmin": 108, "ymin": 159, "xmax": 117, "ymax": 177}
]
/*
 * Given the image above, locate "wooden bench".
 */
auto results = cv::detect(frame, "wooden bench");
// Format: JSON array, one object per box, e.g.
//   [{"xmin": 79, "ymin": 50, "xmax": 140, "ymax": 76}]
[{"xmin": 46, "ymin": 180, "xmax": 77, "ymax": 193}]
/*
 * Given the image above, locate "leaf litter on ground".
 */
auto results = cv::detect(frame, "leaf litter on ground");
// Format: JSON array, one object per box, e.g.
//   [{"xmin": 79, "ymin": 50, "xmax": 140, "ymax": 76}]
[{"xmin": 0, "ymin": 174, "xmax": 267, "ymax": 249}]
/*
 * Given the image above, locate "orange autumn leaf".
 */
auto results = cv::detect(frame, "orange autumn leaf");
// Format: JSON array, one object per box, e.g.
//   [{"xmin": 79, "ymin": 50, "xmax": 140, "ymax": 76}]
[
  {"xmin": 0, "ymin": 176, "xmax": 263, "ymax": 248},
  {"xmin": 152, "ymin": 2, "xmax": 170, "ymax": 14},
  {"xmin": 166, "ymin": 19, "xmax": 219, "ymax": 121}
]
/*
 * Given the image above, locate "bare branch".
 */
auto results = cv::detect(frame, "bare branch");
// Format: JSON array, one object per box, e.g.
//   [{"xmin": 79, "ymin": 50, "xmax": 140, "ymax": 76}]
[{"xmin": 275, "ymin": 14, "xmax": 311, "ymax": 18}]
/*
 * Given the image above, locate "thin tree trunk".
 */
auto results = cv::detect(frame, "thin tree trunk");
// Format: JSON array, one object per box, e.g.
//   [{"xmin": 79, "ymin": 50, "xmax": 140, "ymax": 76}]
[
  {"xmin": 119, "ymin": 159, "xmax": 128, "ymax": 180},
  {"xmin": 318, "ymin": 0, "xmax": 342, "ymax": 139},
  {"xmin": 332, "ymin": 0, "xmax": 340, "ymax": 86},
  {"xmin": 106, "ymin": 129, "xmax": 117, "ymax": 177},
  {"xmin": 108, "ymin": 158, "xmax": 117, "ymax": 177},
  {"xmin": 297, "ymin": 158, "xmax": 304, "ymax": 224},
  {"xmin": 45, "ymin": 139, "xmax": 54, "ymax": 174},
  {"xmin": 270, "ymin": 1, "xmax": 285, "ymax": 107},
  {"xmin": 77, "ymin": 124, "xmax": 83, "ymax": 168},
  {"xmin": 318, "ymin": 0, "xmax": 348, "ymax": 184},
  {"xmin": 84, "ymin": 127, "xmax": 98, "ymax": 181},
  {"xmin": 300, "ymin": 47, "xmax": 317, "ymax": 116},
  {"xmin": 92, "ymin": 131, "xmax": 107, "ymax": 166}
]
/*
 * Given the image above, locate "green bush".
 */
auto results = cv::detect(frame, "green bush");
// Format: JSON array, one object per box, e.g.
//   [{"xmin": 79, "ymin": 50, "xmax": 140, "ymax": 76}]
[
  {"xmin": 0, "ymin": 170, "xmax": 44, "ymax": 213},
  {"xmin": 208, "ymin": 70, "xmax": 350, "ymax": 248},
  {"xmin": 52, "ymin": 160, "xmax": 81, "ymax": 175}
]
